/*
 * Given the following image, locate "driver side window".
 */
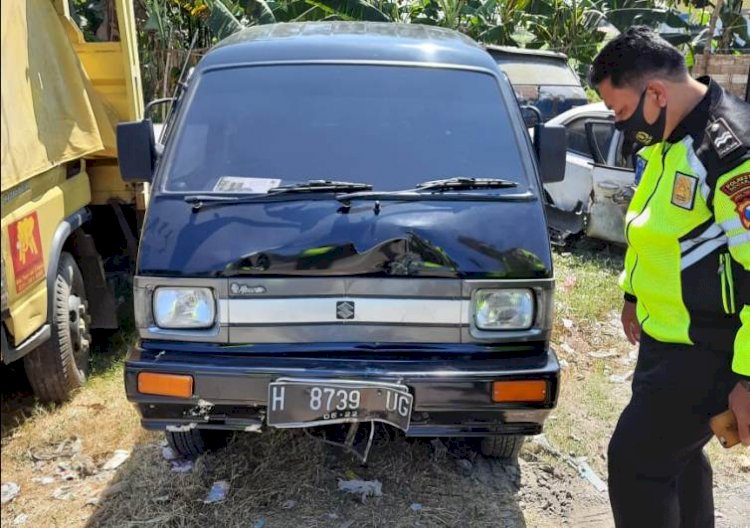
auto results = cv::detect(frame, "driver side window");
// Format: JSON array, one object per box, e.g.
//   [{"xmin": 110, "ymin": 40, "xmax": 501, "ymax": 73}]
[
  {"xmin": 566, "ymin": 118, "xmax": 594, "ymax": 158},
  {"xmin": 566, "ymin": 117, "xmax": 615, "ymax": 160},
  {"xmin": 615, "ymin": 132, "xmax": 637, "ymax": 170}
]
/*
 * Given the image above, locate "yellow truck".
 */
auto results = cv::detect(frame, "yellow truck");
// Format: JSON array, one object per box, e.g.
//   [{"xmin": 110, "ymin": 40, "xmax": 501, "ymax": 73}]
[{"xmin": 1, "ymin": 0, "xmax": 145, "ymax": 402}]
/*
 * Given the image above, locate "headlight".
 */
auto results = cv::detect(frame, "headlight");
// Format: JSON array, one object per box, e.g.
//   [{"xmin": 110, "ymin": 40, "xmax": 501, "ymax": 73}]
[
  {"xmin": 153, "ymin": 287, "xmax": 215, "ymax": 329},
  {"xmin": 473, "ymin": 289, "xmax": 534, "ymax": 330}
]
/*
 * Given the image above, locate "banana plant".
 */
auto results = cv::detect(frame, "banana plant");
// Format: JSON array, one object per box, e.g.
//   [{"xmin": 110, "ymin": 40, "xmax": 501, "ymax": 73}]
[{"xmin": 524, "ymin": 0, "xmax": 607, "ymax": 75}]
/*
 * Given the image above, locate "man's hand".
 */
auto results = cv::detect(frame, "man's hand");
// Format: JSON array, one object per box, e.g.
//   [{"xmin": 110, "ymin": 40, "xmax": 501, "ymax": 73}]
[
  {"xmin": 621, "ymin": 300, "xmax": 640, "ymax": 345},
  {"xmin": 728, "ymin": 382, "xmax": 750, "ymax": 446}
]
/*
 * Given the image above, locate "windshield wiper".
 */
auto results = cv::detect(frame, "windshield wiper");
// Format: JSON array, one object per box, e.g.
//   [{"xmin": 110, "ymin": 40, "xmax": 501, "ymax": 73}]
[
  {"xmin": 336, "ymin": 177, "xmax": 521, "ymax": 204},
  {"xmin": 184, "ymin": 180, "xmax": 372, "ymax": 211},
  {"xmin": 267, "ymin": 180, "xmax": 372, "ymax": 194},
  {"xmin": 416, "ymin": 177, "xmax": 518, "ymax": 191}
]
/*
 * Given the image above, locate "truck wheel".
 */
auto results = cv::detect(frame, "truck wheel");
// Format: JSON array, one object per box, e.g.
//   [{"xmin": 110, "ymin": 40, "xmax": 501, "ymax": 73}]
[
  {"xmin": 24, "ymin": 252, "xmax": 91, "ymax": 403},
  {"xmin": 480, "ymin": 435, "xmax": 524, "ymax": 461},
  {"xmin": 166, "ymin": 429, "xmax": 232, "ymax": 458}
]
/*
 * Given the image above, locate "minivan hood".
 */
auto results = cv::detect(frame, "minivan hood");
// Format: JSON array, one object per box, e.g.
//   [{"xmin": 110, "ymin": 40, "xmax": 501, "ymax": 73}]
[{"xmin": 137, "ymin": 195, "xmax": 552, "ymax": 279}]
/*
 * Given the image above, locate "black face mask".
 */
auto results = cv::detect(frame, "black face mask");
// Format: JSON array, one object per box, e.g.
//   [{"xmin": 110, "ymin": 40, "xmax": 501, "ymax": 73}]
[{"xmin": 614, "ymin": 89, "xmax": 666, "ymax": 147}]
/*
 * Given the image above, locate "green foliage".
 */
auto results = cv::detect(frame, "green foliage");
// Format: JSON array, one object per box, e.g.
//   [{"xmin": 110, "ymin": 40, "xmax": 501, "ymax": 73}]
[
  {"xmin": 525, "ymin": 0, "xmax": 607, "ymax": 77},
  {"xmin": 586, "ymin": 86, "xmax": 602, "ymax": 102},
  {"xmin": 132, "ymin": 0, "xmax": 742, "ymax": 104}
]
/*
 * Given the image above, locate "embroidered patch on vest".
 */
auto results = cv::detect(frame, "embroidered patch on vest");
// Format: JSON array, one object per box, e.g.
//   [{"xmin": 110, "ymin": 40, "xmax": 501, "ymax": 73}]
[
  {"xmin": 707, "ymin": 118, "xmax": 743, "ymax": 159},
  {"xmin": 671, "ymin": 172, "xmax": 698, "ymax": 210},
  {"xmin": 720, "ymin": 172, "xmax": 750, "ymax": 229},
  {"xmin": 634, "ymin": 156, "xmax": 647, "ymax": 186}
]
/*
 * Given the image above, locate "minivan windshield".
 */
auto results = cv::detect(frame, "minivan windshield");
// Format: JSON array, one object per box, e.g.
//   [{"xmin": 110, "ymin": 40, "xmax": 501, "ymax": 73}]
[
  {"xmin": 162, "ymin": 64, "xmax": 528, "ymax": 193},
  {"xmin": 493, "ymin": 56, "xmax": 581, "ymax": 87}
]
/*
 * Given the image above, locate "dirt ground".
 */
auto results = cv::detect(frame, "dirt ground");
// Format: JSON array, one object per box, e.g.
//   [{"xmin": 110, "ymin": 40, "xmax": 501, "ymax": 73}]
[{"xmin": 1, "ymin": 242, "xmax": 749, "ymax": 527}]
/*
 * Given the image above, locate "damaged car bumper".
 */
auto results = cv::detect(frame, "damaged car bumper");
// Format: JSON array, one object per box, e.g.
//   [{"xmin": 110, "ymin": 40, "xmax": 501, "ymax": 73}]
[{"xmin": 125, "ymin": 341, "xmax": 560, "ymax": 437}]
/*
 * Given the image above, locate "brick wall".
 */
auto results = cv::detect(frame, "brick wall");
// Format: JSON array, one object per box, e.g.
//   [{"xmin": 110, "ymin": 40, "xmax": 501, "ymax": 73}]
[{"xmin": 693, "ymin": 54, "xmax": 750, "ymax": 100}]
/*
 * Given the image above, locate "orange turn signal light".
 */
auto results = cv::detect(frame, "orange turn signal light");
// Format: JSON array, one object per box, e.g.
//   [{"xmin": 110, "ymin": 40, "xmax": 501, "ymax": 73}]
[
  {"xmin": 138, "ymin": 372, "xmax": 194, "ymax": 398},
  {"xmin": 492, "ymin": 380, "xmax": 547, "ymax": 403}
]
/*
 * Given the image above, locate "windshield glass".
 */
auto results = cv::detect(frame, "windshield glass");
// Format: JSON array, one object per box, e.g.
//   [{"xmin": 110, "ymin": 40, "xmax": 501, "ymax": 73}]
[
  {"xmin": 494, "ymin": 56, "xmax": 581, "ymax": 87},
  {"xmin": 162, "ymin": 65, "xmax": 528, "ymax": 193}
]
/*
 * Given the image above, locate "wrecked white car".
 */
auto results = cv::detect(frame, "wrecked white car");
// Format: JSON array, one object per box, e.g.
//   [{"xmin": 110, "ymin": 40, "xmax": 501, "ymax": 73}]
[{"xmin": 541, "ymin": 102, "xmax": 638, "ymax": 245}]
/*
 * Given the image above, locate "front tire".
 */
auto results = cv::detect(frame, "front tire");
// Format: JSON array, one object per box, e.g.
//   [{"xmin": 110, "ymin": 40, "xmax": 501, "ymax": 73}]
[
  {"xmin": 24, "ymin": 252, "xmax": 91, "ymax": 403},
  {"xmin": 480, "ymin": 435, "xmax": 524, "ymax": 461},
  {"xmin": 166, "ymin": 429, "xmax": 232, "ymax": 458}
]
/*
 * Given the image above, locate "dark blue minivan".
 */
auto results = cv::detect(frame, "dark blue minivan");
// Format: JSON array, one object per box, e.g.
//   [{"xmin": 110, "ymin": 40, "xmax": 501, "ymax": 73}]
[{"xmin": 117, "ymin": 22, "xmax": 566, "ymax": 461}]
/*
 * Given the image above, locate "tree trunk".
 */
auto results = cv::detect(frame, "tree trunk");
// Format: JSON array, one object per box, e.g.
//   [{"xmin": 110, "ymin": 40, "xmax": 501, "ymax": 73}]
[{"xmin": 701, "ymin": 0, "xmax": 723, "ymax": 76}]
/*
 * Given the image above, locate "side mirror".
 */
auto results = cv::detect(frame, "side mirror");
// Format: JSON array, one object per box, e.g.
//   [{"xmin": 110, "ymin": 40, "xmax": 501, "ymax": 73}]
[
  {"xmin": 116, "ymin": 119, "xmax": 156, "ymax": 183},
  {"xmin": 534, "ymin": 123, "xmax": 567, "ymax": 184}
]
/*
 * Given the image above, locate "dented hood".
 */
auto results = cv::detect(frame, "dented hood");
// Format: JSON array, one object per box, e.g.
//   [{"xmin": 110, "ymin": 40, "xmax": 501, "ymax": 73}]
[{"xmin": 137, "ymin": 196, "xmax": 552, "ymax": 280}]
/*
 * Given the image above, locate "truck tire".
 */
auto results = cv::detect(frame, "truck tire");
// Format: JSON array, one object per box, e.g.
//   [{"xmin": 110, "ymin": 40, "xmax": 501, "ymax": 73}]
[
  {"xmin": 480, "ymin": 435, "xmax": 524, "ymax": 461},
  {"xmin": 24, "ymin": 252, "xmax": 91, "ymax": 403},
  {"xmin": 166, "ymin": 429, "xmax": 232, "ymax": 458}
]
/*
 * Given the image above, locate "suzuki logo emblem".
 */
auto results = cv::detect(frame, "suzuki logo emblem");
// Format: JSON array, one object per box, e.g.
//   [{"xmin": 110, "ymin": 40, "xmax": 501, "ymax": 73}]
[{"xmin": 336, "ymin": 301, "xmax": 355, "ymax": 320}]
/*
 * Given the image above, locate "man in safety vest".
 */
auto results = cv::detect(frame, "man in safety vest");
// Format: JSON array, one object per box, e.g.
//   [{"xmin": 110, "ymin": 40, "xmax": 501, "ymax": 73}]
[{"xmin": 589, "ymin": 26, "xmax": 749, "ymax": 527}]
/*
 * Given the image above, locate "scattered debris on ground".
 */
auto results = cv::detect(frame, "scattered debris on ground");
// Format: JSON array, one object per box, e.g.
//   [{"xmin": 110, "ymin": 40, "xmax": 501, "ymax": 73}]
[
  {"xmin": 169, "ymin": 459, "xmax": 193, "ymax": 473},
  {"xmin": 1, "ymin": 482, "xmax": 20, "ymax": 504},
  {"xmin": 203, "ymin": 480, "xmax": 230, "ymax": 504},
  {"xmin": 101, "ymin": 450, "xmax": 130, "ymax": 471},
  {"xmin": 337, "ymin": 479, "xmax": 383, "ymax": 501}
]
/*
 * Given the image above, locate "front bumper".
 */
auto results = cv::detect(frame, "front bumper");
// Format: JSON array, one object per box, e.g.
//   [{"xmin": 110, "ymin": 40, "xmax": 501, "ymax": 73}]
[{"xmin": 125, "ymin": 342, "xmax": 560, "ymax": 437}]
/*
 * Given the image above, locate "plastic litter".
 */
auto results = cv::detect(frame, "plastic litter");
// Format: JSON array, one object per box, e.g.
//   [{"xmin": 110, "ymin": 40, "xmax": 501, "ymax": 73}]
[
  {"xmin": 31, "ymin": 477, "xmax": 55, "ymax": 486},
  {"xmin": 589, "ymin": 351, "xmax": 618, "ymax": 359},
  {"xmin": 52, "ymin": 486, "xmax": 76, "ymax": 501},
  {"xmin": 12, "ymin": 514, "xmax": 28, "ymax": 526},
  {"xmin": 203, "ymin": 480, "xmax": 230, "ymax": 504},
  {"xmin": 574, "ymin": 458, "xmax": 608, "ymax": 493},
  {"xmin": 101, "ymin": 450, "xmax": 130, "ymax": 471},
  {"xmin": 253, "ymin": 518, "xmax": 266, "ymax": 528},
  {"xmin": 337, "ymin": 479, "xmax": 383, "ymax": 500},
  {"xmin": 161, "ymin": 447, "xmax": 178, "ymax": 461},
  {"xmin": 282, "ymin": 499, "xmax": 297, "ymax": 509},
  {"xmin": 28, "ymin": 437, "xmax": 81, "ymax": 461},
  {"xmin": 410, "ymin": 503, "xmax": 423, "ymax": 512},
  {"xmin": 170, "ymin": 459, "xmax": 194, "ymax": 473},
  {"xmin": 531, "ymin": 435, "xmax": 608, "ymax": 493},
  {"xmin": 1, "ymin": 482, "xmax": 20, "ymax": 504}
]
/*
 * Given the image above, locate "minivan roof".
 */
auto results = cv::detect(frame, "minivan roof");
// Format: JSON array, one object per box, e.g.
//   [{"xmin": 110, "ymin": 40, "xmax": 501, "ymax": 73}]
[
  {"xmin": 199, "ymin": 22, "xmax": 500, "ymax": 72},
  {"xmin": 485, "ymin": 45, "xmax": 569, "ymax": 61}
]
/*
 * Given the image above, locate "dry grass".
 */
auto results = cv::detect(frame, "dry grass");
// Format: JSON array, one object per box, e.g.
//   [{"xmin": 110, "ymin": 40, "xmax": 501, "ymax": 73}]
[
  {"xmin": 547, "ymin": 239, "xmax": 749, "ymax": 487},
  {"xmin": 86, "ymin": 429, "xmax": 532, "ymax": 528},
  {"xmin": 1, "ymin": 351, "xmax": 154, "ymax": 528},
  {"xmin": 2, "ymin": 362, "xmax": 568, "ymax": 528}
]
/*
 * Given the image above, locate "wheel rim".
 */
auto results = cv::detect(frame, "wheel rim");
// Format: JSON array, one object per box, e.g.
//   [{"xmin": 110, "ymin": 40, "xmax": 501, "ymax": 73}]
[{"xmin": 67, "ymin": 294, "xmax": 90, "ymax": 373}]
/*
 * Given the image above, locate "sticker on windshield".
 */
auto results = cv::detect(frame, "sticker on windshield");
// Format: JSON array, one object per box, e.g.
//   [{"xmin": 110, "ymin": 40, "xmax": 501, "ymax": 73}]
[{"xmin": 213, "ymin": 177, "xmax": 281, "ymax": 193}]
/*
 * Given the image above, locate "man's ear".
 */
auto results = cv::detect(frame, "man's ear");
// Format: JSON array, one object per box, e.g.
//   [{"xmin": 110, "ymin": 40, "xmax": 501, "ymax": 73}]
[{"xmin": 648, "ymin": 80, "xmax": 668, "ymax": 108}]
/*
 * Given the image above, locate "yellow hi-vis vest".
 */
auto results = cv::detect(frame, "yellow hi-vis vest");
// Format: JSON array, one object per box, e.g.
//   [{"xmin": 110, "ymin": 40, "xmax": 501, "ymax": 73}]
[{"xmin": 619, "ymin": 78, "xmax": 750, "ymax": 377}]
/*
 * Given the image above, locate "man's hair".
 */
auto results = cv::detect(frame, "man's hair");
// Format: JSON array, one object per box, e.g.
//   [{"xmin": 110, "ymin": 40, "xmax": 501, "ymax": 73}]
[{"xmin": 589, "ymin": 26, "xmax": 688, "ymax": 88}]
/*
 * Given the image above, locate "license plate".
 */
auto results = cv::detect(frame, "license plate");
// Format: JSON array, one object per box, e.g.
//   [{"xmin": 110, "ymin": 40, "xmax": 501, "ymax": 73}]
[{"xmin": 266, "ymin": 378, "xmax": 413, "ymax": 431}]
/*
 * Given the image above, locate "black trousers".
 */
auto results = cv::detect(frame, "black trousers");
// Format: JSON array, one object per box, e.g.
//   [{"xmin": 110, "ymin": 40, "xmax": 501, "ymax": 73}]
[{"xmin": 608, "ymin": 333, "xmax": 737, "ymax": 528}]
